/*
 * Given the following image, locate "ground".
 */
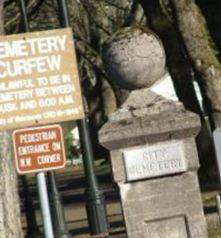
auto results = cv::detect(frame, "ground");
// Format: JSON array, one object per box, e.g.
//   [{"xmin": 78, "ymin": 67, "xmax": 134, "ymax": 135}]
[
  {"xmin": 18, "ymin": 159, "xmax": 221, "ymax": 237},
  {"xmin": 20, "ymin": 160, "xmax": 126, "ymax": 237}
]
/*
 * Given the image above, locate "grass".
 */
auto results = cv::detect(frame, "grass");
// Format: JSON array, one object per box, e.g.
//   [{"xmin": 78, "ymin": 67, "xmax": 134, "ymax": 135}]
[
  {"xmin": 209, "ymin": 228, "xmax": 221, "ymax": 237},
  {"xmin": 202, "ymin": 191, "xmax": 221, "ymax": 237}
]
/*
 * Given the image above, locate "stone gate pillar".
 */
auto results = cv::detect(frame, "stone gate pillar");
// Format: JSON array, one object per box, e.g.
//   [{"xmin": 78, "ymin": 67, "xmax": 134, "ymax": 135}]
[{"xmin": 99, "ymin": 27, "xmax": 208, "ymax": 237}]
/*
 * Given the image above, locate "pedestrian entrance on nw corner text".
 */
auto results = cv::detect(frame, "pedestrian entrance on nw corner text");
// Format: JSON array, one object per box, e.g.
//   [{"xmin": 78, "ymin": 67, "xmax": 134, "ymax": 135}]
[{"xmin": 13, "ymin": 125, "xmax": 66, "ymax": 174}]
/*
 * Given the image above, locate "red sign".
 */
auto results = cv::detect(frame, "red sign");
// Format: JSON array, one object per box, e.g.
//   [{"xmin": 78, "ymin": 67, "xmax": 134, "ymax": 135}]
[{"xmin": 13, "ymin": 125, "xmax": 66, "ymax": 174}]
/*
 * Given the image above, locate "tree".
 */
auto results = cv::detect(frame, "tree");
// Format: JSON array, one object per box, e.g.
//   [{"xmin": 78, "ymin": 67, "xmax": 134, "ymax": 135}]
[
  {"xmin": 139, "ymin": 0, "xmax": 217, "ymax": 181},
  {"xmin": 171, "ymin": 0, "xmax": 221, "ymax": 127},
  {"xmin": 139, "ymin": 0, "xmax": 202, "ymax": 115},
  {"xmin": 3, "ymin": 0, "xmax": 220, "ymax": 176},
  {"xmin": 0, "ymin": 3, "xmax": 24, "ymax": 238}
]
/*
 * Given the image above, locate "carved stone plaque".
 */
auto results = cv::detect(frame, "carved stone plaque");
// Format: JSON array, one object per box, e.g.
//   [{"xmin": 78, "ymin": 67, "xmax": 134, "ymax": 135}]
[{"xmin": 123, "ymin": 141, "xmax": 187, "ymax": 181}]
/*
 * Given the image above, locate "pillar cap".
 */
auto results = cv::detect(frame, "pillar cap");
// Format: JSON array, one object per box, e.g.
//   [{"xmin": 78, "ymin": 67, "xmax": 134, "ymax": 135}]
[
  {"xmin": 99, "ymin": 89, "xmax": 200, "ymax": 150},
  {"xmin": 102, "ymin": 27, "xmax": 166, "ymax": 90}
]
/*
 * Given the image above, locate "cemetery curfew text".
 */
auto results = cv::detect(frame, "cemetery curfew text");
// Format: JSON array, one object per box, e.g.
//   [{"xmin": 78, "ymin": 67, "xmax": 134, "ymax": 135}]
[
  {"xmin": 0, "ymin": 28, "xmax": 84, "ymax": 130},
  {"xmin": 123, "ymin": 141, "xmax": 187, "ymax": 181},
  {"xmin": 13, "ymin": 125, "xmax": 66, "ymax": 174}
]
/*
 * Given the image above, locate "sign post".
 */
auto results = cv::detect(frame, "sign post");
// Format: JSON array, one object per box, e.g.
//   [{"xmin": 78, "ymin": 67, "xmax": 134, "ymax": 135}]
[
  {"xmin": 56, "ymin": 0, "xmax": 109, "ymax": 235},
  {"xmin": 18, "ymin": 7, "xmax": 41, "ymax": 237},
  {"xmin": 37, "ymin": 172, "xmax": 54, "ymax": 238},
  {"xmin": 47, "ymin": 171, "xmax": 71, "ymax": 238},
  {"xmin": 13, "ymin": 124, "xmax": 67, "ymax": 238}
]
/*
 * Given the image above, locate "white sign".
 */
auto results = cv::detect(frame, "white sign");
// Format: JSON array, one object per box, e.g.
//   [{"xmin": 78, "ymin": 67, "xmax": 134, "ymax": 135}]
[
  {"xmin": 213, "ymin": 128, "xmax": 221, "ymax": 184},
  {"xmin": 123, "ymin": 141, "xmax": 187, "ymax": 181},
  {"xmin": 0, "ymin": 28, "xmax": 84, "ymax": 130}
]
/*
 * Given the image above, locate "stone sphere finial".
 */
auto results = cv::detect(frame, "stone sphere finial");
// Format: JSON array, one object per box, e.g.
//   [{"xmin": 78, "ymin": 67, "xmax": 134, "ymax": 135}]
[{"xmin": 102, "ymin": 27, "xmax": 166, "ymax": 90}]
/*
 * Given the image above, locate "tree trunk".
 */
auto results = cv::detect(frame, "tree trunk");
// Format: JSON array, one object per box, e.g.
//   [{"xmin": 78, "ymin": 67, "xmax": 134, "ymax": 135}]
[
  {"xmin": 0, "ymin": 4, "xmax": 24, "ymax": 238},
  {"xmin": 0, "ymin": 4, "xmax": 3, "ymax": 33},
  {"xmin": 171, "ymin": 0, "xmax": 221, "ymax": 127},
  {"xmin": 139, "ymin": 0, "xmax": 202, "ymax": 115}
]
